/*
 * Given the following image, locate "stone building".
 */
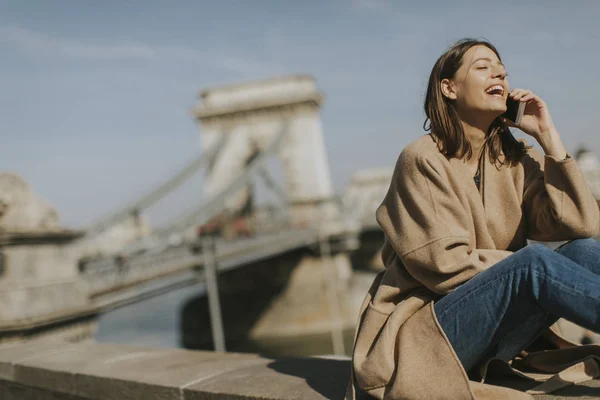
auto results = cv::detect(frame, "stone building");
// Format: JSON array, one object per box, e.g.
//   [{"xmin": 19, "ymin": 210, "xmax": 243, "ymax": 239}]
[{"xmin": 0, "ymin": 173, "xmax": 90, "ymax": 344}]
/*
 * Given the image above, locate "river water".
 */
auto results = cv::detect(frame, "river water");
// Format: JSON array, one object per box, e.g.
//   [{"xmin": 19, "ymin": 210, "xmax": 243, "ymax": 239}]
[{"xmin": 94, "ymin": 283, "xmax": 356, "ymax": 357}]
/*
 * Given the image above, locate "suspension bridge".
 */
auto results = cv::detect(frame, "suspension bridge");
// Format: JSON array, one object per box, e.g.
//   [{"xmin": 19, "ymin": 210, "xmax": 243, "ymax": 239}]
[{"xmin": 0, "ymin": 75, "xmax": 391, "ymax": 353}]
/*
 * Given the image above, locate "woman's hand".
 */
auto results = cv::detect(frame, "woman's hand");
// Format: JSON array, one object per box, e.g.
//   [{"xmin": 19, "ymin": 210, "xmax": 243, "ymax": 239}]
[
  {"xmin": 503, "ymin": 89, "xmax": 567, "ymax": 160},
  {"xmin": 502, "ymin": 89, "xmax": 556, "ymax": 142}
]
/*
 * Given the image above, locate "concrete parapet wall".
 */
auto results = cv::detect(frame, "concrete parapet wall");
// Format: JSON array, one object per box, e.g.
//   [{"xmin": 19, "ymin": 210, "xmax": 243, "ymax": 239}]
[
  {"xmin": 1, "ymin": 340, "xmax": 600, "ymax": 398},
  {"xmin": 0, "ymin": 340, "xmax": 349, "ymax": 399}
]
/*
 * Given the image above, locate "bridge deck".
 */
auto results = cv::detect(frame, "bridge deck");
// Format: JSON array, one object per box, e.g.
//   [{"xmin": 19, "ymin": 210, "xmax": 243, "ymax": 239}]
[
  {"xmin": 83, "ymin": 226, "xmax": 355, "ymax": 308},
  {"xmin": 0, "ymin": 340, "xmax": 596, "ymax": 399}
]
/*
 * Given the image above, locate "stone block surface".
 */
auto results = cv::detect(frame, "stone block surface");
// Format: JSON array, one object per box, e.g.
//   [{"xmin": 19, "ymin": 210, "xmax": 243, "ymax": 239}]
[
  {"xmin": 185, "ymin": 357, "xmax": 348, "ymax": 400},
  {"xmin": 0, "ymin": 339, "xmax": 73, "ymax": 380},
  {"xmin": 0, "ymin": 340, "xmax": 598, "ymax": 399}
]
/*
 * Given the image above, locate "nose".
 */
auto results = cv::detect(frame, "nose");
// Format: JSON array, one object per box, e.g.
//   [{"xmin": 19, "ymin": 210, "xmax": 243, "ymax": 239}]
[{"xmin": 492, "ymin": 66, "xmax": 506, "ymax": 80}]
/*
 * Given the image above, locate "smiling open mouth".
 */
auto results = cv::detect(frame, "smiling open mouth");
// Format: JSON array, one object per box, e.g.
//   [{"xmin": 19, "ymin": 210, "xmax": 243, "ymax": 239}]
[{"xmin": 485, "ymin": 85, "xmax": 504, "ymax": 97}]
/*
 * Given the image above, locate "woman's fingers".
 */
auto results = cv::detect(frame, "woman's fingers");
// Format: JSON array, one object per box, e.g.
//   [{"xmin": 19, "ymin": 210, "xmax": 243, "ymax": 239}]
[
  {"xmin": 509, "ymin": 89, "xmax": 526, "ymax": 99},
  {"xmin": 511, "ymin": 89, "xmax": 532, "ymax": 101},
  {"xmin": 520, "ymin": 93, "xmax": 536, "ymax": 102},
  {"xmin": 505, "ymin": 88, "xmax": 553, "ymax": 137},
  {"xmin": 509, "ymin": 88, "xmax": 541, "ymax": 105}
]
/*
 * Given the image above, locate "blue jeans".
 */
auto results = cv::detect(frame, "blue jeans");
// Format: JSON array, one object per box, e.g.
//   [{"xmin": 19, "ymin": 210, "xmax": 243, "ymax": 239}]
[{"xmin": 434, "ymin": 238, "xmax": 600, "ymax": 374}]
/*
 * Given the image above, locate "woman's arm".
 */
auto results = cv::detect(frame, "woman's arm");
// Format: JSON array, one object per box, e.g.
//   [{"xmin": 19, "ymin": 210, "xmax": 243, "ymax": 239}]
[
  {"xmin": 506, "ymin": 89, "xmax": 599, "ymax": 240},
  {"xmin": 537, "ymin": 129, "xmax": 567, "ymax": 161},
  {"xmin": 522, "ymin": 148, "xmax": 599, "ymax": 241}
]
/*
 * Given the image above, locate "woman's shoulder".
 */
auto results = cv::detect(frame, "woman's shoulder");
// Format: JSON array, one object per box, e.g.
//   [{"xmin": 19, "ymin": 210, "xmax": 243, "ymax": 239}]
[
  {"xmin": 397, "ymin": 134, "xmax": 442, "ymax": 165},
  {"xmin": 384, "ymin": 135, "xmax": 449, "ymax": 187}
]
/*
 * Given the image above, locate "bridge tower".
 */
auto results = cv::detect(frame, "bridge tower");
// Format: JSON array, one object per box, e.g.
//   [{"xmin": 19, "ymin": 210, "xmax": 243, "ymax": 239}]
[{"xmin": 194, "ymin": 75, "xmax": 337, "ymax": 227}]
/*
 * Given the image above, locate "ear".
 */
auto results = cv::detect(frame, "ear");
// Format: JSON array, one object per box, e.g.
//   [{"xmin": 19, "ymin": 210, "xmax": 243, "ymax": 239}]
[{"xmin": 441, "ymin": 78, "xmax": 457, "ymax": 100}]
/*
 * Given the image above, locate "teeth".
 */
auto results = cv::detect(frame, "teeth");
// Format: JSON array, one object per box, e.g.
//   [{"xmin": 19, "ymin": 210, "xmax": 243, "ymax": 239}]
[{"xmin": 485, "ymin": 85, "xmax": 504, "ymax": 95}]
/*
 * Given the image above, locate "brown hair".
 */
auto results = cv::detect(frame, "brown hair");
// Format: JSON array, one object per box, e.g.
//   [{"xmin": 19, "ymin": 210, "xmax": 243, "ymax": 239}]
[{"xmin": 423, "ymin": 38, "xmax": 529, "ymax": 165}]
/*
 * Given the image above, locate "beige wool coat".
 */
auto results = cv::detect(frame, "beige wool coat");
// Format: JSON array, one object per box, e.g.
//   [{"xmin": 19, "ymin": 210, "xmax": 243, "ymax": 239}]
[{"xmin": 347, "ymin": 133, "xmax": 600, "ymax": 400}]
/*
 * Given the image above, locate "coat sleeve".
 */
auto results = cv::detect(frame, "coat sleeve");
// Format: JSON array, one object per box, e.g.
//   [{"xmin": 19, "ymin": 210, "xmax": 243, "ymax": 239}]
[
  {"xmin": 376, "ymin": 149, "xmax": 512, "ymax": 295},
  {"xmin": 523, "ymin": 149, "xmax": 600, "ymax": 241}
]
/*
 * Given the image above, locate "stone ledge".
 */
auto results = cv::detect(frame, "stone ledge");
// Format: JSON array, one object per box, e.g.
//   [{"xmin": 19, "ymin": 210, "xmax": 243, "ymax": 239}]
[
  {"xmin": 0, "ymin": 340, "xmax": 347, "ymax": 399},
  {"xmin": 0, "ymin": 229, "xmax": 83, "ymax": 246},
  {"xmin": 0, "ymin": 340, "xmax": 598, "ymax": 399}
]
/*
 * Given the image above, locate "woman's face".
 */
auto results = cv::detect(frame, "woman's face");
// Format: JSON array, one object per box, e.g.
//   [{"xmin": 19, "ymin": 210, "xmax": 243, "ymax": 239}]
[{"xmin": 443, "ymin": 45, "xmax": 509, "ymax": 117}]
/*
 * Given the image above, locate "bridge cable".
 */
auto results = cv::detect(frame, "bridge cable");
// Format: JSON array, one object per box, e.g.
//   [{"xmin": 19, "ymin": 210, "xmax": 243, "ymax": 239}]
[
  {"xmin": 84, "ymin": 134, "xmax": 228, "ymax": 238},
  {"xmin": 156, "ymin": 120, "xmax": 290, "ymax": 239}
]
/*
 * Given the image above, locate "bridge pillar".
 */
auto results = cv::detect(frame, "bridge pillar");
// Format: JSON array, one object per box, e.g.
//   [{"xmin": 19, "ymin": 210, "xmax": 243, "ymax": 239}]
[
  {"xmin": 180, "ymin": 244, "xmax": 361, "ymax": 356},
  {"xmin": 194, "ymin": 75, "xmax": 338, "ymax": 227}
]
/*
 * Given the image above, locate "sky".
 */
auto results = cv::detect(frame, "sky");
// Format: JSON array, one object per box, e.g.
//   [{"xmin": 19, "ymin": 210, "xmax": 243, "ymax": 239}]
[{"xmin": 1, "ymin": 0, "xmax": 599, "ymax": 228}]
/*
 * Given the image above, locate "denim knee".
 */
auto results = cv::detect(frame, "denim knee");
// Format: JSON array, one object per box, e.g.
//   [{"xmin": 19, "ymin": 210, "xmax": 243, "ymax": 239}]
[
  {"xmin": 556, "ymin": 238, "xmax": 597, "ymax": 253},
  {"xmin": 523, "ymin": 243, "xmax": 555, "ymax": 257},
  {"xmin": 515, "ymin": 243, "xmax": 557, "ymax": 275}
]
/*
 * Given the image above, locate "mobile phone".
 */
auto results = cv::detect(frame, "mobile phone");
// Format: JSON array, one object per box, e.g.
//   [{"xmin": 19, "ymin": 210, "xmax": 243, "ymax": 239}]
[{"xmin": 502, "ymin": 95, "xmax": 525, "ymax": 125}]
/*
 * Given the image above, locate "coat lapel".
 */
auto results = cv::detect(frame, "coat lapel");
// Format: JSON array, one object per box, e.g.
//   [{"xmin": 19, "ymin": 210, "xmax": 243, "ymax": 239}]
[
  {"xmin": 448, "ymin": 154, "xmax": 498, "ymax": 250},
  {"xmin": 482, "ymin": 153, "xmax": 526, "ymax": 250}
]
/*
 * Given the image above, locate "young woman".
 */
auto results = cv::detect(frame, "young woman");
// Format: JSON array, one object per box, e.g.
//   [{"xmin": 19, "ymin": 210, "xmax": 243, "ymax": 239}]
[{"xmin": 347, "ymin": 38, "xmax": 600, "ymax": 400}]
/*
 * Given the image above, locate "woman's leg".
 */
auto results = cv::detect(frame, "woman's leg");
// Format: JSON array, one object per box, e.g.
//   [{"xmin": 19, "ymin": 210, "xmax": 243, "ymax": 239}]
[
  {"xmin": 555, "ymin": 238, "xmax": 600, "ymax": 344},
  {"xmin": 491, "ymin": 239, "xmax": 600, "ymax": 356},
  {"xmin": 555, "ymin": 238, "xmax": 600, "ymax": 274},
  {"xmin": 434, "ymin": 241, "xmax": 600, "ymax": 374}
]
